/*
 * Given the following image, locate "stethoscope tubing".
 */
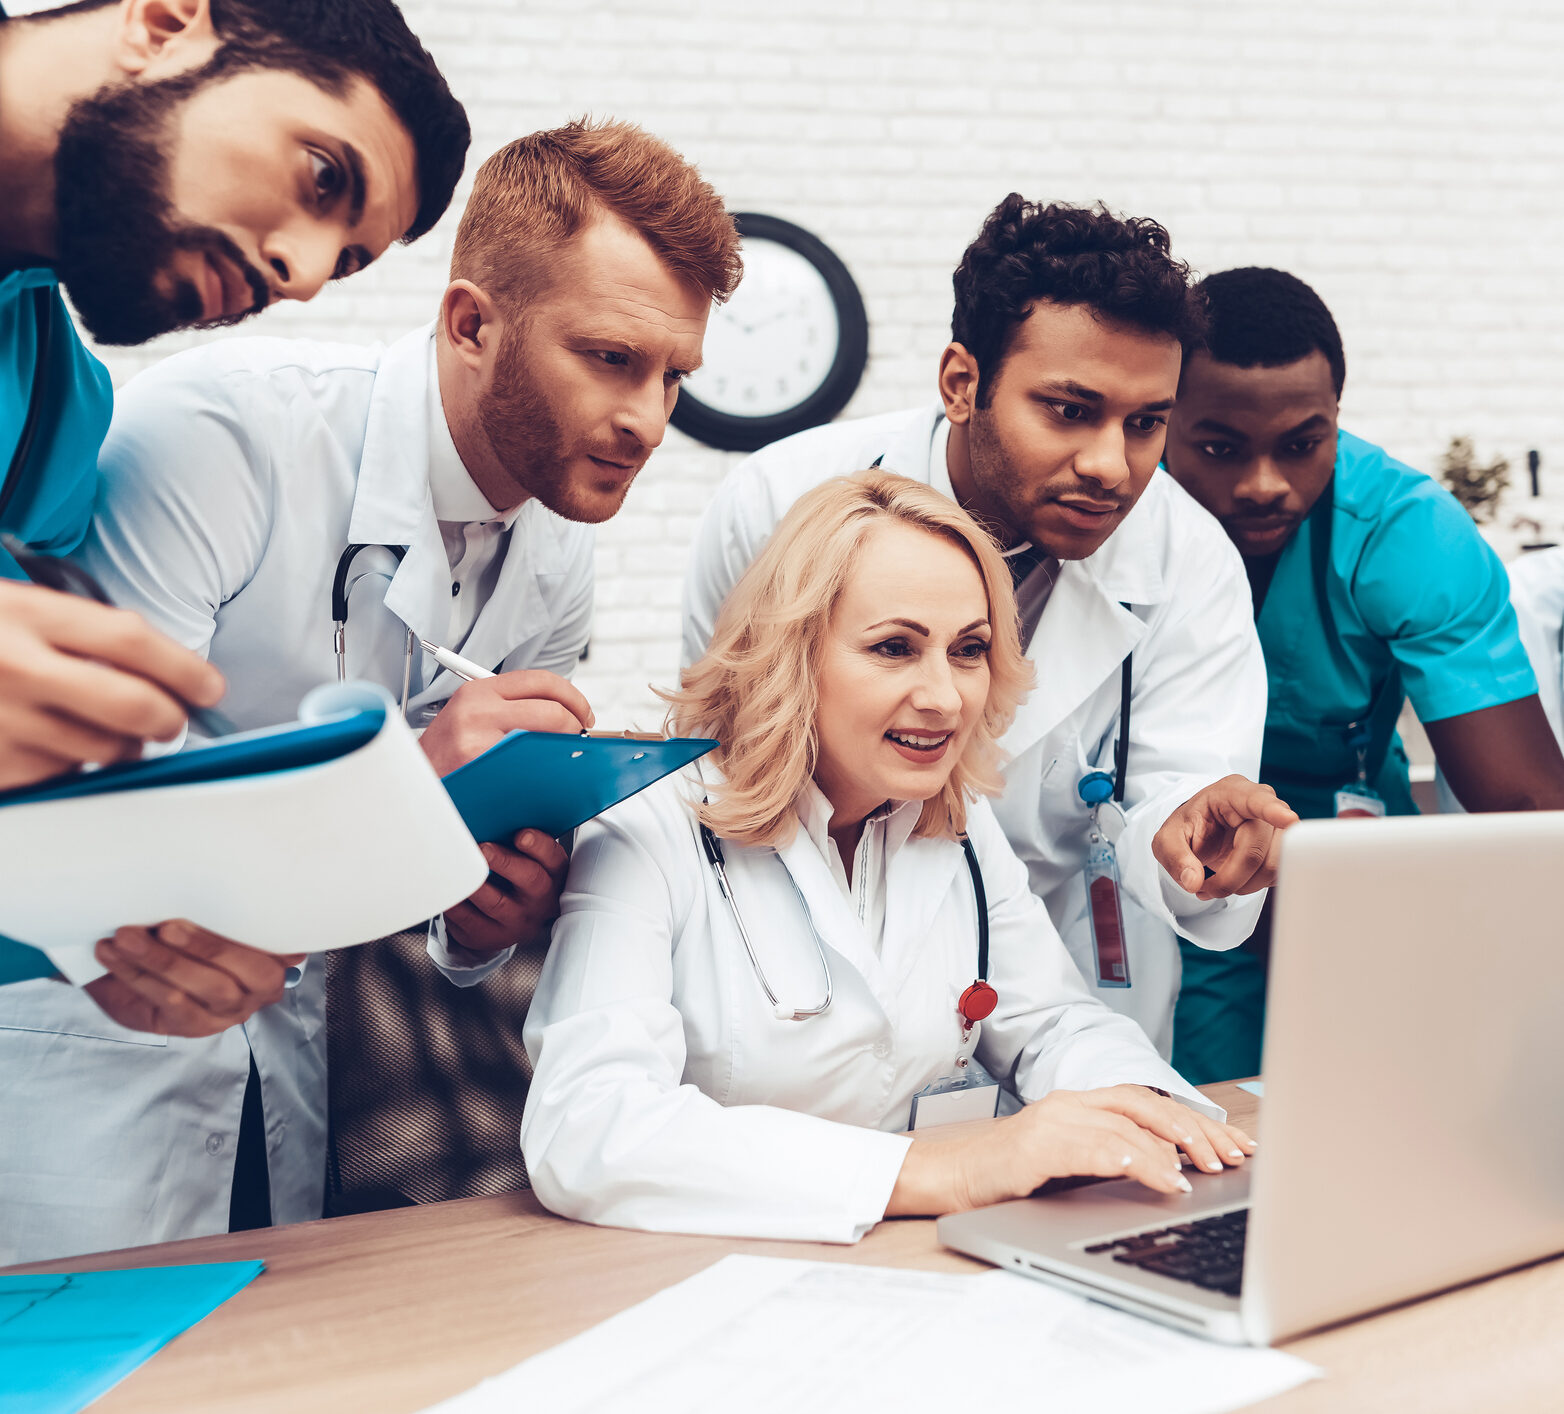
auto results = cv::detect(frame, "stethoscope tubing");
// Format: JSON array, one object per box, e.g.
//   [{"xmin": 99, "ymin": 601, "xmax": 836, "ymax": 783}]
[
  {"xmin": 332, "ymin": 542, "xmax": 414, "ymax": 716},
  {"xmin": 701, "ymin": 819, "xmax": 987, "ymax": 1022}
]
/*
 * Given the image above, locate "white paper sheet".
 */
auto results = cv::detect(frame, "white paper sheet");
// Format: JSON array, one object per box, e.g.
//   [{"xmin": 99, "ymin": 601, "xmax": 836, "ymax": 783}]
[
  {"xmin": 0, "ymin": 683, "xmax": 488, "ymax": 983},
  {"xmin": 425, "ymin": 1255, "xmax": 1320, "ymax": 1414}
]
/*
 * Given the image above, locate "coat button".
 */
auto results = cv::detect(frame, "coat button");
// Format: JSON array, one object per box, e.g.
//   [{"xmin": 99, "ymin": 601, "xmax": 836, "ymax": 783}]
[
  {"xmin": 871, "ymin": 1041, "xmax": 890, "ymax": 1060},
  {"xmin": 205, "ymin": 1134, "xmax": 225, "ymax": 1155}
]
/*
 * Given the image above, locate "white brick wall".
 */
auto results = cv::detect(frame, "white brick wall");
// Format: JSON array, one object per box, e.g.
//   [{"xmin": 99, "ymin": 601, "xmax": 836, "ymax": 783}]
[{"xmin": 60, "ymin": 0, "xmax": 1564, "ymax": 727}]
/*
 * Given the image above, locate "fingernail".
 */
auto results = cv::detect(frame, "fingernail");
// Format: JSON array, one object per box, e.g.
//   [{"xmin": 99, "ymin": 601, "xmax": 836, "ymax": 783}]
[
  {"xmin": 1175, "ymin": 1130, "xmax": 1193, "ymax": 1143},
  {"xmin": 519, "ymin": 830, "xmax": 534, "ymax": 848},
  {"xmin": 118, "ymin": 932, "xmax": 146, "ymax": 957},
  {"xmin": 1228, "ymin": 1148, "xmax": 1244, "ymax": 1160},
  {"xmin": 1121, "ymin": 1154, "xmax": 1134, "ymax": 1169},
  {"xmin": 1174, "ymin": 1174, "xmax": 1193, "ymax": 1193}
]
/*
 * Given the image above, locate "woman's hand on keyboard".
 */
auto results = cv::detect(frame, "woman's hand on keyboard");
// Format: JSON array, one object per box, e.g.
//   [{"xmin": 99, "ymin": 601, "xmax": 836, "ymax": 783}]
[
  {"xmin": 1077, "ymin": 1084, "xmax": 1256, "ymax": 1177},
  {"xmin": 887, "ymin": 1087, "xmax": 1248, "ymax": 1217}
]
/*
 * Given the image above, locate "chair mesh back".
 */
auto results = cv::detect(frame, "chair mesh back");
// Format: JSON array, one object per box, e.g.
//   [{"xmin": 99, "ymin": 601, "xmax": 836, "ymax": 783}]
[{"xmin": 325, "ymin": 931, "xmax": 539, "ymax": 1212}]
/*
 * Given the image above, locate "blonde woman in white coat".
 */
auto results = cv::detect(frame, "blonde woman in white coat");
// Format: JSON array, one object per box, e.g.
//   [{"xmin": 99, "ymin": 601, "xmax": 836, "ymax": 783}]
[{"xmin": 522, "ymin": 472, "xmax": 1255, "ymax": 1243}]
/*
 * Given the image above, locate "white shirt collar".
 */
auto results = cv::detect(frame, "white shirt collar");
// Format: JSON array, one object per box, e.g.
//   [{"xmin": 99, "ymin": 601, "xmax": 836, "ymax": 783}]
[
  {"xmin": 929, "ymin": 413, "xmax": 956, "ymax": 501},
  {"xmin": 795, "ymin": 781, "xmax": 917, "ymax": 868},
  {"xmin": 425, "ymin": 332, "xmax": 522, "ymax": 530}
]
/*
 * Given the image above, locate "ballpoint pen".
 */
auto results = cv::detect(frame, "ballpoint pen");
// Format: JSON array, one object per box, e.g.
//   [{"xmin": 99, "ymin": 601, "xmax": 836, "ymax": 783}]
[
  {"xmin": 417, "ymin": 638, "xmax": 662, "ymax": 740},
  {"xmin": 2, "ymin": 534, "xmax": 241, "ymax": 739},
  {"xmin": 418, "ymin": 637, "xmax": 496, "ymax": 683}
]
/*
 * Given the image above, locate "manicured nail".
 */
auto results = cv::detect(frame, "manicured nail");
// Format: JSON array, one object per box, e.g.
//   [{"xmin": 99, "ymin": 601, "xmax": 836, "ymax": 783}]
[
  {"xmin": 1228, "ymin": 1148, "xmax": 1244, "ymax": 1160},
  {"xmin": 1121, "ymin": 1154, "xmax": 1134, "ymax": 1169},
  {"xmin": 1174, "ymin": 1174, "xmax": 1193, "ymax": 1193},
  {"xmin": 1204, "ymin": 1158, "xmax": 1221, "ymax": 1171}
]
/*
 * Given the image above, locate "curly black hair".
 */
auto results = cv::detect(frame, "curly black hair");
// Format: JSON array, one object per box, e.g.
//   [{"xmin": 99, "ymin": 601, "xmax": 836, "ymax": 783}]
[
  {"xmin": 1194, "ymin": 267, "xmax": 1346, "ymax": 397},
  {"xmin": 25, "ymin": 0, "xmax": 468, "ymax": 244},
  {"xmin": 952, "ymin": 195, "xmax": 1205, "ymax": 407}
]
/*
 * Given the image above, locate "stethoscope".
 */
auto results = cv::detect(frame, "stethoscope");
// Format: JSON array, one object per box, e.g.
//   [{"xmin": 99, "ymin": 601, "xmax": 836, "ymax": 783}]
[
  {"xmin": 699, "ymin": 821, "xmax": 995, "ymax": 1027},
  {"xmin": 331, "ymin": 542, "xmax": 414, "ymax": 716}
]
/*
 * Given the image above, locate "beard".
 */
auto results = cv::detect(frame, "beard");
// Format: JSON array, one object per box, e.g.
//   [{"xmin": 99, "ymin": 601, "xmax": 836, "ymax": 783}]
[
  {"xmin": 477, "ymin": 329, "xmax": 644, "ymax": 525},
  {"xmin": 53, "ymin": 60, "xmax": 269, "ymax": 346}
]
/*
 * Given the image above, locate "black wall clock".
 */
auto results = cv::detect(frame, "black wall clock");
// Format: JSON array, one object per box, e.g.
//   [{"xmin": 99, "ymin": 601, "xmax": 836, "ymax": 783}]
[{"xmin": 671, "ymin": 212, "xmax": 870, "ymax": 454}]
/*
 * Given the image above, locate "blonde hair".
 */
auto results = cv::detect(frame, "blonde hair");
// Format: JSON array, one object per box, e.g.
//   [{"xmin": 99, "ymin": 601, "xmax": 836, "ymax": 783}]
[{"xmin": 667, "ymin": 470, "xmax": 1034, "ymax": 848}]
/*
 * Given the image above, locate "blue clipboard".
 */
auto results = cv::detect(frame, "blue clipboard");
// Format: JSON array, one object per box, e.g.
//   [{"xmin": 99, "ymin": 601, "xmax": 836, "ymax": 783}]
[{"xmin": 442, "ymin": 731, "xmax": 718, "ymax": 844}]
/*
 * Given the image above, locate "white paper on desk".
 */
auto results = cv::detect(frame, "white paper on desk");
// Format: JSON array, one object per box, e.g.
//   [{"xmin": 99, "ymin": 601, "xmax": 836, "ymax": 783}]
[
  {"xmin": 425, "ymin": 1255, "xmax": 1320, "ymax": 1414},
  {"xmin": 0, "ymin": 682, "xmax": 488, "ymax": 984}
]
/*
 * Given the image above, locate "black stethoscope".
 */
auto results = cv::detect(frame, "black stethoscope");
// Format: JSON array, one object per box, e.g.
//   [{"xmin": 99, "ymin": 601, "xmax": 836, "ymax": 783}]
[
  {"xmin": 331, "ymin": 542, "xmax": 414, "ymax": 715},
  {"xmin": 700, "ymin": 821, "xmax": 994, "ymax": 1026}
]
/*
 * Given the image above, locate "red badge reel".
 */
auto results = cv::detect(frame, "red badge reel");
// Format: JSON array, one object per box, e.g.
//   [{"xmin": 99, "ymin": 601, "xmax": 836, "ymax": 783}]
[{"xmin": 958, "ymin": 980, "xmax": 997, "ymax": 1024}]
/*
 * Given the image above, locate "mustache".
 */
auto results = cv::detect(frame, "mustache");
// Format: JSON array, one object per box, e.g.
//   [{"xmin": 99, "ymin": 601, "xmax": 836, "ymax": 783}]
[
  {"xmin": 178, "ymin": 229, "xmax": 272, "ymax": 325},
  {"xmin": 1047, "ymin": 482, "xmax": 1130, "ymax": 511}
]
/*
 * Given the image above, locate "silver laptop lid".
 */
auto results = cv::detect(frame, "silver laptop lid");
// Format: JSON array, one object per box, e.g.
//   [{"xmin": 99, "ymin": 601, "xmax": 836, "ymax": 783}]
[{"xmin": 1244, "ymin": 810, "xmax": 1564, "ymax": 1344}]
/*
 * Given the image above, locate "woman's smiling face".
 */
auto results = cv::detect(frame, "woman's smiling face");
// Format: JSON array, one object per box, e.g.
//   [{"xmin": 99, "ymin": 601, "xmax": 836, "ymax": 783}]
[{"xmin": 812, "ymin": 521, "xmax": 994, "ymax": 828}]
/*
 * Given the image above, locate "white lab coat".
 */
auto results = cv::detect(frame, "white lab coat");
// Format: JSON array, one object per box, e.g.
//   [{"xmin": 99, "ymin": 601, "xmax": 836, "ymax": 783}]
[
  {"xmin": 522, "ymin": 772, "xmax": 1221, "ymax": 1244},
  {"xmin": 1509, "ymin": 547, "xmax": 1564, "ymax": 746},
  {"xmin": 0, "ymin": 325, "xmax": 594, "ymax": 1265},
  {"xmin": 681, "ymin": 405, "xmax": 1268, "ymax": 1055}
]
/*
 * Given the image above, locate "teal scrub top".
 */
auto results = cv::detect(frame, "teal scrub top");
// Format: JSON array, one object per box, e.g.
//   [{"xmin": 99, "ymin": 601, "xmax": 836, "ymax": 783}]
[
  {"xmin": 0, "ymin": 267, "xmax": 114, "ymax": 983},
  {"xmin": 0, "ymin": 267, "xmax": 113, "ymax": 575},
  {"xmin": 1256, "ymin": 429, "xmax": 1537, "ymax": 821}
]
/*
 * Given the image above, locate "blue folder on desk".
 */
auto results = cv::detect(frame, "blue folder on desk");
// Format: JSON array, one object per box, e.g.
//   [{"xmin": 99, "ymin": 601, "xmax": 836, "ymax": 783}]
[{"xmin": 442, "ymin": 731, "xmax": 718, "ymax": 844}]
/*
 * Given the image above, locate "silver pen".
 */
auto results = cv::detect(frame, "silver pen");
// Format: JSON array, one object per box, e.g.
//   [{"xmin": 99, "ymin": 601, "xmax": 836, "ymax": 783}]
[{"xmin": 418, "ymin": 638, "xmax": 496, "ymax": 682}]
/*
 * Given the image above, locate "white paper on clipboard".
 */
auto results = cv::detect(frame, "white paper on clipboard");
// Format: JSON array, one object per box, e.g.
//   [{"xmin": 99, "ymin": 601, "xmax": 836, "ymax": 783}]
[{"xmin": 0, "ymin": 682, "xmax": 487, "ymax": 983}]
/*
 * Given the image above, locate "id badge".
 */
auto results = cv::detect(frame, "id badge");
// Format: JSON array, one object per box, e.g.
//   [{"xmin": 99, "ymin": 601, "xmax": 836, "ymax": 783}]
[
  {"xmin": 1334, "ymin": 785, "xmax": 1386, "ymax": 819},
  {"xmin": 908, "ymin": 1063, "xmax": 1000, "ymax": 1130},
  {"xmin": 908, "ymin": 1029, "xmax": 999, "ymax": 1131},
  {"xmin": 1085, "ymin": 835, "xmax": 1131, "ymax": 988}
]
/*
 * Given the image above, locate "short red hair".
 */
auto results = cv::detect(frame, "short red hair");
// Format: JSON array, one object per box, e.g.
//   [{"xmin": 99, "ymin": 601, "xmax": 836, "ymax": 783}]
[{"xmin": 450, "ymin": 117, "xmax": 741, "ymax": 309}]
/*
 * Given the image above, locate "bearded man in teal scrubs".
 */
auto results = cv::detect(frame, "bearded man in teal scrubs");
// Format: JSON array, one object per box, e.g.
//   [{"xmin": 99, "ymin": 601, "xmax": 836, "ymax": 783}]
[
  {"xmin": 1163, "ymin": 267, "xmax": 1564, "ymax": 1083},
  {"xmin": 0, "ymin": 0, "xmax": 467, "ymax": 1018}
]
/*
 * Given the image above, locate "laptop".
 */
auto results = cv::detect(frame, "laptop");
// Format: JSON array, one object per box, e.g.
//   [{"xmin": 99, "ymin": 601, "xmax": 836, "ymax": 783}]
[{"xmin": 938, "ymin": 810, "xmax": 1564, "ymax": 1345}]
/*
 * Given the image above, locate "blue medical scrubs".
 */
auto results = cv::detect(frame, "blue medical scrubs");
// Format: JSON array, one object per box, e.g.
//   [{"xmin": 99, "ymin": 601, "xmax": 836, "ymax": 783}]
[
  {"xmin": 1173, "ymin": 429, "xmax": 1538, "ymax": 1082},
  {"xmin": 0, "ymin": 267, "xmax": 115, "ymax": 983}
]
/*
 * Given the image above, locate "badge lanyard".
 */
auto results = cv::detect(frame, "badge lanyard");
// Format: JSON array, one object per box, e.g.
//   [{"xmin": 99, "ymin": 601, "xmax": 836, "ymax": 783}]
[
  {"xmin": 1334, "ymin": 719, "xmax": 1387, "ymax": 818},
  {"xmin": 908, "ymin": 838, "xmax": 1003, "ymax": 1131},
  {"xmin": 1077, "ymin": 648, "xmax": 1134, "ymax": 990},
  {"xmin": 1300, "ymin": 485, "xmax": 1388, "ymax": 821}
]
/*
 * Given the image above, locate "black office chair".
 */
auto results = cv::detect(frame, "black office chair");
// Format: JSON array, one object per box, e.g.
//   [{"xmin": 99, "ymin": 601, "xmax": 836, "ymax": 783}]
[{"xmin": 325, "ymin": 930, "xmax": 540, "ymax": 1214}]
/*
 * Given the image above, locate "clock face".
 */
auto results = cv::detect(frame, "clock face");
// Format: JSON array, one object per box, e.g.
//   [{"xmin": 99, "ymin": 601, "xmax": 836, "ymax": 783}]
[{"xmin": 681, "ymin": 237, "xmax": 841, "ymax": 419}]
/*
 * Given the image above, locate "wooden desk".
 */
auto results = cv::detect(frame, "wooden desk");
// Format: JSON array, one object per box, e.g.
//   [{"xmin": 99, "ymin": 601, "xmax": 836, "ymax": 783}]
[{"xmin": 10, "ymin": 1081, "xmax": 1564, "ymax": 1412}]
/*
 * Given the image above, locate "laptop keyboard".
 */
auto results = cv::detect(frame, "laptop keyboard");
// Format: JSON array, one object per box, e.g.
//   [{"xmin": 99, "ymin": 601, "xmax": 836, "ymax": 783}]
[{"xmin": 1083, "ymin": 1207, "xmax": 1248, "ymax": 1298}]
